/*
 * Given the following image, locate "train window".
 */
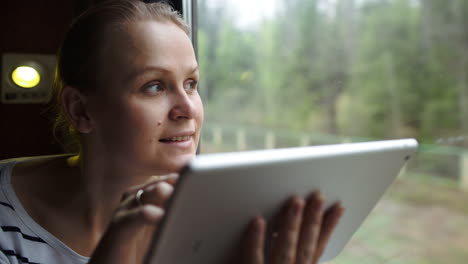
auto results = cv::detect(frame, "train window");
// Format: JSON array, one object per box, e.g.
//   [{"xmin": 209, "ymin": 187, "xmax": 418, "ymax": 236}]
[{"xmin": 197, "ymin": 0, "xmax": 468, "ymax": 263}]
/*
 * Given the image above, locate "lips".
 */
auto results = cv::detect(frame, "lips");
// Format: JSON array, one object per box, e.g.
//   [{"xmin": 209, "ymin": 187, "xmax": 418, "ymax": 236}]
[
  {"xmin": 159, "ymin": 132, "xmax": 194, "ymax": 143},
  {"xmin": 159, "ymin": 135, "xmax": 191, "ymax": 142}
]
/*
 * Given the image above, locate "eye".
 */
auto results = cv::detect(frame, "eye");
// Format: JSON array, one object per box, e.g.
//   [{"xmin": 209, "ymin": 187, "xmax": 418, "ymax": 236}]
[
  {"xmin": 184, "ymin": 80, "xmax": 198, "ymax": 93},
  {"xmin": 143, "ymin": 83, "xmax": 164, "ymax": 95}
]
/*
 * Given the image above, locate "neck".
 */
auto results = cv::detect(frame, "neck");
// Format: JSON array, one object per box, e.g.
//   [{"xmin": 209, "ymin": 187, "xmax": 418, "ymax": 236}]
[{"xmin": 76, "ymin": 152, "xmax": 154, "ymax": 231}]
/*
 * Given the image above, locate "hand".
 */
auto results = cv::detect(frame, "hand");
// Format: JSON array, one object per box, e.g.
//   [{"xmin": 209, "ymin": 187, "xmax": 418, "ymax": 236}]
[
  {"xmin": 88, "ymin": 174, "xmax": 178, "ymax": 264},
  {"xmin": 239, "ymin": 192, "xmax": 344, "ymax": 264}
]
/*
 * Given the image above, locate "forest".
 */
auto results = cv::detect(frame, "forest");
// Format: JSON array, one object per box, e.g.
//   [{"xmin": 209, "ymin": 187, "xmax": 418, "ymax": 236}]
[{"xmin": 197, "ymin": 0, "xmax": 468, "ymax": 148}]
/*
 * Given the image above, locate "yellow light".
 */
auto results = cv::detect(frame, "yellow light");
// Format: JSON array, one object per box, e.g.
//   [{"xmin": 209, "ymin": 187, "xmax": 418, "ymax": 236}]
[{"xmin": 11, "ymin": 66, "xmax": 41, "ymax": 88}]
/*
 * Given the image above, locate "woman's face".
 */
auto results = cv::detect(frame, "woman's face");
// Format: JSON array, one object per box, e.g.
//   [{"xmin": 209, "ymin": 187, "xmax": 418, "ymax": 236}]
[{"xmin": 86, "ymin": 20, "xmax": 203, "ymax": 175}]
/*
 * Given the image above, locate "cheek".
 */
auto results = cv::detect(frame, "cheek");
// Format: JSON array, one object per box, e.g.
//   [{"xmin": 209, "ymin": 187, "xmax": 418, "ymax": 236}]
[
  {"xmin": 99, "ymin": 99, "xmax": 165, "ymax": 148},
  {"xmin": 120, "ymin": 106, "xmax": 165, "ymax": 158},
  {"xmin": 126, "ymin": 103, "xmax": 166, "ymax": 134}
]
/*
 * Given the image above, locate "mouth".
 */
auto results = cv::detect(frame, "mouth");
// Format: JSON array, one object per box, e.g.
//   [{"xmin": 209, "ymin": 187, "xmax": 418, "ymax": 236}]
[{"xmin": 159, "ymin": 135, "xmax": 192, "ymax": 143}]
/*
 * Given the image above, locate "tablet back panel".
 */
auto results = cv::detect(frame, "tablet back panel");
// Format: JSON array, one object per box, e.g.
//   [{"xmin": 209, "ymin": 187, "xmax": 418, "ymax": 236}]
[{"xmin": 146, "ymin": 139, "xmax": 418, "ymax": 263}]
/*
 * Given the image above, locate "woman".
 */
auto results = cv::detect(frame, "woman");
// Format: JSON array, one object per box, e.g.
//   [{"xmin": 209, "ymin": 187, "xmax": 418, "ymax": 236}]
[{"xmin": 0, "ymin": 0, "xmax": 344, "ymax": 263}]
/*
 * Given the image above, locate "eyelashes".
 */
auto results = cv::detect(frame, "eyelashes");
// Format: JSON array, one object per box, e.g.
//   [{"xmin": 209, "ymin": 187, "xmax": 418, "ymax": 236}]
[
  {"xmin": 141, "ymin": 79, "xmax": 198, "ymax": 96},
  {"xmin": 143, "ymin": 83, "xmax": 164, "ymax": 95},
  {"xmin": 184, "ymin": 80, "xmax": 198, "ymax": 93}
]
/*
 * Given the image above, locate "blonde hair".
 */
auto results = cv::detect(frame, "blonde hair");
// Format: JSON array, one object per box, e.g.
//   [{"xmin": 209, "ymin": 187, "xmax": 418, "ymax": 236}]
[{"xmin": 53, "ymin": 0, "xmax": 189, "ymax": 153}]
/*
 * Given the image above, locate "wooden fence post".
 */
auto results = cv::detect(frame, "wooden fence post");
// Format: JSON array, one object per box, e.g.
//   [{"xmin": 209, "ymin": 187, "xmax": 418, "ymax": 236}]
[
  {"xmin": 265, "ymin": 131, "xmax": 276, "ymax": 149},
  {"xmin": 213, "ymin": 126, "xmax": 223, "ymax": 147},
  {"xmin": 236, "ymin": 129, "xmax": 246, "ymax": 151},
  {"xmin": 300, "ymin": 135, "xmax": 310, "ymax": 146},
  {"xmin": 460, "ymin": 151, "xmax": 468, "ymax": 190}
]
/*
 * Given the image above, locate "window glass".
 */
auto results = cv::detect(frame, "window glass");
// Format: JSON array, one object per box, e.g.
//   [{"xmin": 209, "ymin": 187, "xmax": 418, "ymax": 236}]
[{"xmin": 197, "ymin": 0, "xmax": 468, "ymax": 262}]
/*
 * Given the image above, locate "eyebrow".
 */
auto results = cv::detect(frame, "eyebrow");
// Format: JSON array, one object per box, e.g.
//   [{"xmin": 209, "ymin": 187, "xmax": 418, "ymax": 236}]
[{"xmin": 125, "ymin": 65, "xmax": 199, "ymax": 83}]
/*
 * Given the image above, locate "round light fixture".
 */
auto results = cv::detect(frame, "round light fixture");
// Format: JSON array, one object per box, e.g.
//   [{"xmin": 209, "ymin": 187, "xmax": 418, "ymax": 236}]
[{"xmin": 11, "ymin": 66, "xmax": 41, "ymax": 88}]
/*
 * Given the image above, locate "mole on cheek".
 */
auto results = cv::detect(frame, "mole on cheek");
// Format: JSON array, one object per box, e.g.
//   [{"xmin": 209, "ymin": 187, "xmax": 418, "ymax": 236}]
[{"xmin": 157, "ymin": 121, "xmax": 162, "ymax": 126}]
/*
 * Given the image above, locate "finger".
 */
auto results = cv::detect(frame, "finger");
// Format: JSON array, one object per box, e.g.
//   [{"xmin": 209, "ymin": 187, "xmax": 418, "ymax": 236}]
[
  {"xmin": 239, "ymin": 216, "xmax": 266, "ymax": 264},
  {"xmin": 294, "ymin": 192, "xmax": 324, "ymax": 264},
  {"xmin": 120, "ymin": 173, "xmax": 179, "ymax": 201},
  {"xmin": 158, "ymin": 173, "xmax": 179, "ymax": 185},
  {"xmin": 311, "ymin": 202, "xmax": 345, "ymax": 264},
  {"xmin": 139, "ymin": 181, "xmax": 174, "ymax": 207},
  {"xmin": 120, "ymin": 181, "xmax": 174, "ymax": 210},
  {"xmin": 111, "ymin": 204, "xmax": 165, "ymax": 239},
  {"xmin": 269, "ymin": 196, "xmax": 305, "ymax": 264}
]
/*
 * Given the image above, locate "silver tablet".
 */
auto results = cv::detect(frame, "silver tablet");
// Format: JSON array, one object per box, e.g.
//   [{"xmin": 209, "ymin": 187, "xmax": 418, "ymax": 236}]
[{"xmin": 145, "ymin": 139, "xmax": 418, "ymax": 263}]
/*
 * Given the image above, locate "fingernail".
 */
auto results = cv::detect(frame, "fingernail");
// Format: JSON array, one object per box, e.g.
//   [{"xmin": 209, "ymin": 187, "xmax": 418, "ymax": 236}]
[
  {"xmin": 338, "ymin": 204, "xmax": 345, "ymax": 215},
  {"xmin": 290, "ymin": 198, "xmax": 303, "ymax": 216},
  {"xmin": 256, "ymin": 217, "xmax": 265, "ymax": 234},
  {"xmin": 144, "ymin": 205, "xmax": 165, "ymax": 221},
  {"xmin": 316, "ymin": 191, "xmax": 324, "ymax": 202},
  {"xmin": 310, "ymin": 192, "xmax": 324, "ymax": 212}
]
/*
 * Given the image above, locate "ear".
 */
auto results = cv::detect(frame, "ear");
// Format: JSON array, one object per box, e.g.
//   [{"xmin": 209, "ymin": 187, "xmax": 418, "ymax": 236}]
[{"xmin": 61, "ymin": 86, "xmax": 94, "ymax": 134}]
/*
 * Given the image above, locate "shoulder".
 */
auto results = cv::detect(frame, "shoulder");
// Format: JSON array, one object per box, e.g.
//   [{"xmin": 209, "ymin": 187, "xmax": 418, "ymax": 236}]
[
  {"xmin": 0, "ymin": 176, "xmax": 47, "ymax": 264},
  {"xmin": 5, "ymin": 154, "xmax": 78, "ymax": 225},
  {"xmin": 1, "ymin": 154, "xmax": 73, "ymax": 177},
  {"xmin": 4, "ymin": 154, "xmax": 75, "ymax": 185},
  {"xmin": 0, "ymin": 155, "xmax": 87, "ymax": 264}
]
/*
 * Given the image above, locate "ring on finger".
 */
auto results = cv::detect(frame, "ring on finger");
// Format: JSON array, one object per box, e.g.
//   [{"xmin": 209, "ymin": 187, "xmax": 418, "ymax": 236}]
[{"xmin": 135, "ymin": 189, "xmax": 144, "ymax": 206}]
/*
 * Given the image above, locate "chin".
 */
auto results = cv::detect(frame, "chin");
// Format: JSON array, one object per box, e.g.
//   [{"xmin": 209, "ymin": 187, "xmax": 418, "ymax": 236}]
[{"xmin": 154, "ymin": 153, "xmax": 196, "ymax": 174}]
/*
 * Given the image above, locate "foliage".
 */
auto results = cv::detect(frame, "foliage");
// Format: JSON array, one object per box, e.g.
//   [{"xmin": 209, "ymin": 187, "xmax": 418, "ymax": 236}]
[{"xmin": 197, "ymin": 0, "xmax": 468, "ymax": 146}]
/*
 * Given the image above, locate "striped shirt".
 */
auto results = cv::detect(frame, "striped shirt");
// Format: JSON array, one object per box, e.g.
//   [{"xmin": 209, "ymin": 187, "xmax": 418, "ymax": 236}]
[{"xmin": 0, "ymin": 158, "xmax": 89, "ymax": 264}]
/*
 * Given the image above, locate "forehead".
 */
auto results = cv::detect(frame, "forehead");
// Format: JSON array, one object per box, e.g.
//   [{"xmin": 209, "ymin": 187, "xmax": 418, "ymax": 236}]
[{"xmin": 100, "ymin": 20, "xmax": 197, "ymax": 81}]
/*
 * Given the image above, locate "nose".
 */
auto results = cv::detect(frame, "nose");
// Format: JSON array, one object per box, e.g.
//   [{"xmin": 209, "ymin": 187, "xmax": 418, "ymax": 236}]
[{"xmin": 168, "ymin": 86, "xmax": 196, "ymax": 121}]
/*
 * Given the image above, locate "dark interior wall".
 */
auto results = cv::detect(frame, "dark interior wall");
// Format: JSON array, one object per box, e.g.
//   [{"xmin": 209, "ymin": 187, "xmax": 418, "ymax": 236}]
[{"xmin": 0, "ymin": 0, "xmax": 77, "ymax": 159}]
